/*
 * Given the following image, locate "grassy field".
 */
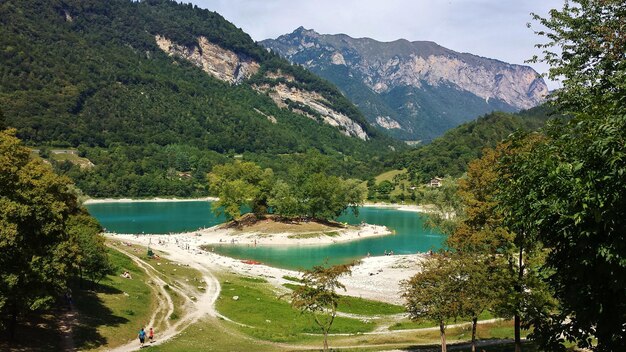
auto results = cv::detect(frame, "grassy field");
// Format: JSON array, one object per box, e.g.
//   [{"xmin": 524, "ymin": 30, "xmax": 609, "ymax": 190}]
[
  {"xmin": 362, "ymin": 168, "xmax": 428, "ymax": 202},
  {"xmin": 72, "ymin": 247, "xmax": 154, "ymax": 350},
  {"xmin": 147, "ymin": 317, "xmax": 280, "ymax": 352},
  {"xmin": 283, "ymin": 282, "xmax": 405, "ymax": 316},
  {"xmin": 216, "ymin": 275, "xmax": 375, "ymax": 343},
  {"xmin": 1, "ymin": 242, "xmax": 553, "ymax": 352},
  {"xmin": 337, "ymin": 295, "xmax": 405, "ymax": 316},
  {"xmin": 48, "ymin": 149, "xmax": 94, "ymax": 169},
  {"xmin": 389, "ymin": 310, "xmax": 495, "ymax": 331},
  {"xmin": 287, "ymin": 231, "xmax": 340, "ymax": 239}
]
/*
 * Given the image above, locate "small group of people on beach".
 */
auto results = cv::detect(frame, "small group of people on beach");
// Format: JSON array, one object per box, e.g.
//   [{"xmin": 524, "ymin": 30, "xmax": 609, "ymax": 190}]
[
  {"xmin": 383, "ymin": 249, "xmax": 394, "ymax": 256},
  {"xmin": 138, "ymin": 326, "xmax": 154, "ymax": 347}
]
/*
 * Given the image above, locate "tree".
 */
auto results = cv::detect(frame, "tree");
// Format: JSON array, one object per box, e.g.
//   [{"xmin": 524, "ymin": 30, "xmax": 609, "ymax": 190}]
[
  {"xmin": 301, "ymin": 174, "xmax": 363, "ymax": 219},
  {"xmin": 0, "ymin": 129, "xmax": 78, "ymax": 339},
  {"xmin": 455, "ymin": 253, "xmax": 497, "ymax": 352},
  {"xmin": 66, "ymin": 211, "xmax": 113, "ymax": 289},
  {"xmin": 290, "ymin": 262, "xmax": 355, "ymax": 352},
  {"xmin": 448, "ymin": 142, "xmax": 555, "ymax": 352},
  {"xmin": 530, "ymin": 0, "xmax": 625, "ymax": 117},
  {"xmin": 422, "ymin": 178, "xmax": 462, "ymax": 236},
  {"xmin": 402, "ymin": 254, "xmax": 463, "ymax": 352},
  {"xmin": 376, "ymin": 180, "xmax": 394, "ymax": 199},
  {"xmin": 269, "ymin": 164, "xmax": 364, "ymax": 220},
  {"xmin": 267, "ymin": 180, "xmax": 304, "ymax": 218},
  {"xmin": 511, "ymin": 2, "xmax": 626, "ymax": 349},
  {"xmin": 207, "ymin": 161, "xmax": 273, "ymax": 220},
  {"xmin": 498, "ymin": 118, "xmax": 626, "ymax": 351}
]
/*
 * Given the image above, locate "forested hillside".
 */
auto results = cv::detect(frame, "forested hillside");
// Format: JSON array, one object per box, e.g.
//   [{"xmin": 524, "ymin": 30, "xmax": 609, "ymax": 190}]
[
  {"xmin": 0, "ymin": 0, "xmax": 399, "ymax": 197},
  {"xmin": 391, "ymin": 106, "xmax": 555, "ymax": 182}
]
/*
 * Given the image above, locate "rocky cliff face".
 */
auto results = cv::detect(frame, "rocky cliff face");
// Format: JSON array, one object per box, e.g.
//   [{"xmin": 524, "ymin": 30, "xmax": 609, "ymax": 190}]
[
  {"xmin": 261, "ymin": 27, "xmax": 548, "ymax": 141},
  {"xmin": 253, "ymin": 75, "xmax": 368, "ymax": 140},
  {"xmin": 155, "ymin": 35, "xmax": 368, "ymax": 140},
  {"xmin": 156, "ymin": 35, "xmax": 259, "ymax": 84}
]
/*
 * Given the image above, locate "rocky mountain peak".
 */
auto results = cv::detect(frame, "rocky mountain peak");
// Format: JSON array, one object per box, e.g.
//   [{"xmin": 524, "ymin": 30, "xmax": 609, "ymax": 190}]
[{"xmin": 261, "ymin": 29, "xmax": 548, "ymax": 141}]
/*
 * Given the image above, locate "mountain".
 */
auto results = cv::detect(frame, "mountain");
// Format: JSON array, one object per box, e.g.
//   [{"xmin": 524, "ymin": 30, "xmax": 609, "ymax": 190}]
[
  {"xmin": 261, "ymin": 27, "xmax": 549, "ymax": 142},
  {"xmin": 0, "ymin": 0, "xmax": 399, "ymax": 197}
]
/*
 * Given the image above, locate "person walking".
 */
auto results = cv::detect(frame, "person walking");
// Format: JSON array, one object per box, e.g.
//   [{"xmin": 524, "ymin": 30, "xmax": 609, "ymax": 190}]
[
  {"xmin": 138, "ymin": 327, "xmax": 146, "ymax": 347},
  {"xmin": 148, "ymin": 327, "xmax": 154, "ymax": 343}
]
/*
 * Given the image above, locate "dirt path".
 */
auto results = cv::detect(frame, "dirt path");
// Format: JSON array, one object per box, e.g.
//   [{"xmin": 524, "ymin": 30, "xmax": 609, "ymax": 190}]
[
  {"xmin": 57, "ymin": 307, "xmax": 79, "ymax": 352},
  {"xmin": 105, "ymin": 245, "xmax": 220, "ymax": 352}
]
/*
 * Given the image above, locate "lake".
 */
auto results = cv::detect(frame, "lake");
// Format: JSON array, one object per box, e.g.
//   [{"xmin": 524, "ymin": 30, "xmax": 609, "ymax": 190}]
[{"xmin": 86, "ymin": 201, "xmax": 445, "ymax": 269}]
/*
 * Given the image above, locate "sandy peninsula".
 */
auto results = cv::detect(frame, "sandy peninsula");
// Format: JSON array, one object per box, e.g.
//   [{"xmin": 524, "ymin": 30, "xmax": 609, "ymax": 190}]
[
  {"xmin": 106, "ymin": 231, "xmax": 427, "ymax": 304},
  {"xmin": 106, "ymin": 218, "xmax": 392, "ymax": 246}
]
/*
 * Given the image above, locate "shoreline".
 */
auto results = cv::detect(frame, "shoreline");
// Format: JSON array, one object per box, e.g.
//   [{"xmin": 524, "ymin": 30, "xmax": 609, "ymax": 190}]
[
  {"xmin": 83, "ymin": 197, "xmax": 218, "ymax": 204},
  {"xmin": 104, "ymin": 221, "xmax": 393, "ymax": 247},
  {"xmin": 363, "ymin": 202, "xmax": 434, "ymax": 213},
  {"xmin": 106, "ymin": 232, "xmax": 427, "ymax": 304},
  {"xmin": 84, "ymin": 197, "xmax": 433, "ymax": 214}
]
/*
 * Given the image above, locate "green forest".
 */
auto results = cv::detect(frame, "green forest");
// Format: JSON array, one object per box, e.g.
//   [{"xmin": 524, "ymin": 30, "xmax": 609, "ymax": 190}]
[
  {"xmin": 392, "ymin": 106, "xmax": 557, "ymax": 183},
  {"xmin": 0, "ymin": 0, "xmax": 399, "ymax": 197}
]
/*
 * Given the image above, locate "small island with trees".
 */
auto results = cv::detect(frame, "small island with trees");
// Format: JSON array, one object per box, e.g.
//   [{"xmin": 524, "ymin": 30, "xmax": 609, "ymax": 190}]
[{"xmin": 203, "ymin": 155, "xmax": 394, "ymax": 245}]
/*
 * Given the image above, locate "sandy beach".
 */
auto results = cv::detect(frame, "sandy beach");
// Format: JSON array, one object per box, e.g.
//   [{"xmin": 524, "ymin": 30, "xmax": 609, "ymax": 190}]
[
  {"xmin": 83, "ymin": 197, "xmax": 218, "ymax": 204},
  {"xmin": 107, "ymin": 231, "xmax": 426, "ymax": 304},
  {"xmin": 363, "ymin": 202, "xmax": 435, "ymax": 213}
]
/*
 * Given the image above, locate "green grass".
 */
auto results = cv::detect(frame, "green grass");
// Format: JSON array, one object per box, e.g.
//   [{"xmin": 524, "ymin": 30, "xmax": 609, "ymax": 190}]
[
  {"xmin": 217, "ymin": 277, "xmax": 375, "ymax": 342},
  {"xmin": 286, "ymin": 231, "xmax": 341, "ymax": 239},
  {"xmin": 374, "ymin": 169, "xmax": 406, "ymax": 183},
  {"xmin": 389, "ymin": 310, "xmax": 495, "ymax": 331},
  {"xmin": 48, "ymin": 150, "xmax": 94, "ymax": 168},
  {"xmin": 72, "ymin": 247, "xmax": 154, "ymax": 350},
  {"xmin": 147, "ymin": 318, "xmax": 278, "ymax": 352},
  {"xmin": 240, "ymin": 276, "xmax": 268, "ymax": 283},
  {"xmin": 282, "ymin": 283, "xmax": 404, "ymax": 316},
  {"xmin": 148, "ymin": 252, "xmax": 204, "ymax": 287},
  {"xmin": 282, "ymin": 275, "xmax": 302, "ymax": 283},
  {"xmin": 337, "ymin": 295, "xmax": 405, "ymax": 316}
]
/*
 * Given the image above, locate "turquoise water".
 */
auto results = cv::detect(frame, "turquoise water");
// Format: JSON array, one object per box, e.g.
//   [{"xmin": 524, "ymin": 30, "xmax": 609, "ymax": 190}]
[
  {"xmin": 86, "ymin": 201, "xmax": 227, "ymax": 234},
  {"xmin": 86, "ymin": 201, "xmax": 445, "ymax": 269}
]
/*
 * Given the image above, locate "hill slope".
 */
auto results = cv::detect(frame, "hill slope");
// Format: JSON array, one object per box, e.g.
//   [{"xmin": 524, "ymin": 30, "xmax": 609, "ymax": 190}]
[
  {"xmin": 0, "ymin": 0, "xmax": 399, "ymax": 197},
  {"xmin": 261, "ymin": 27, "xmax": 549, "ymax": 142},
  {"xmin": 391, "ymin": 105, "xmax": 555, "ymax": 182}
]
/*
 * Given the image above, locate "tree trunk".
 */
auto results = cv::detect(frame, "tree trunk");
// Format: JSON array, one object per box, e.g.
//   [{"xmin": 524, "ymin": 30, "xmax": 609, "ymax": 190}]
[
  {"xmin": 323, "ymin": 331, "xmax": 329, "ymax": 352},
  {"xmin": 514, "ymin": 314, "xmax": 521, "ymax": 352},
  {"xmin": 439, "ymin": 321, "xmax": 447, "ymax": 352},
  {"xmin": 471, "ymin": 316, "xmax": 477, "ymax": 352},
  {"xmin": 515, "ymin": 246, "xmax": 524, "ymax": 352},
  {"xmin": 8, "ymin": 308, "xmax": 17, "ymax": 341}
]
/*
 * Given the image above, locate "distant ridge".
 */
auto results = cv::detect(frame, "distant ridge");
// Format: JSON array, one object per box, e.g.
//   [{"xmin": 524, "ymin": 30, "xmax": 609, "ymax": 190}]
[{"xmin": 261, "ymin": 27, "xmax": 548, "ymax": 141}]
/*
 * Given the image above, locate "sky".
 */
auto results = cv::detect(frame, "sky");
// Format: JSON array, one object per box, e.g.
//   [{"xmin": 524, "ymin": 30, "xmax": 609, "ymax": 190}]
[{"xmin": 189, "ymin": 0, "xmax": 564, "ymax": 90}]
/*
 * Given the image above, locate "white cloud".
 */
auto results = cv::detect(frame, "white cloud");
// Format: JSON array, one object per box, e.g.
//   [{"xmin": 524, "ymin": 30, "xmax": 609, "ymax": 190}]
[{"xmin": 190, "ymin": 0, "xmax": 564, "ymax": 90}]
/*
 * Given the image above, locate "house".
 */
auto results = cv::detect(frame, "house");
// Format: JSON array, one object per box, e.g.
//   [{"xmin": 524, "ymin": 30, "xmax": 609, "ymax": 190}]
[{"xmin": 428, "ymin": 177, "xmax": 443, "ymax": 188}]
